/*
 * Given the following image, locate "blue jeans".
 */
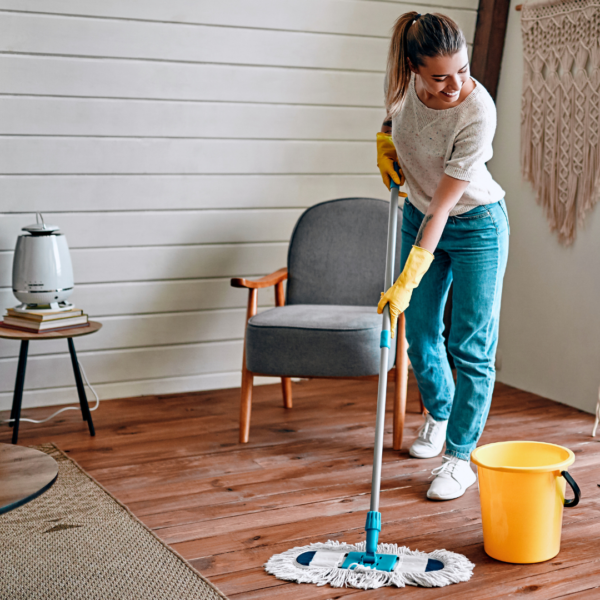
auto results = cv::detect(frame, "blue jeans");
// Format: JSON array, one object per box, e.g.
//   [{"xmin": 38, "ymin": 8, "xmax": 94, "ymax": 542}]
[{"xmin": 401, "ymin": 199, "xmax": 509, "ymax": 461}]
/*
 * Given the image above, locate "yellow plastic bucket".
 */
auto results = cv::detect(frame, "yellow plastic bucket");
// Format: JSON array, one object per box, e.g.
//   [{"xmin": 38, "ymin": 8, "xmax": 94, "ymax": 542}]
[{"xmin": 471, "ymin": 441, "xmax": 580, "ymax": 564}]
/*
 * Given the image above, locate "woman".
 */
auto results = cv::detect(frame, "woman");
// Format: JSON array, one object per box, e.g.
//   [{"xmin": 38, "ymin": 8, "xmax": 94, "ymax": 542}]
[{"xmin": 377, "ymin": 12, "xmax": 509, "ymax": 501}]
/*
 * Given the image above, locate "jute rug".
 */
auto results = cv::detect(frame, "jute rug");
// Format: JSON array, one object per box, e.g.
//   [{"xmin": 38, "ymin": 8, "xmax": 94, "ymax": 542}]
[{"xmin": 0, "ymin": 444, "xmax": 228, "ymax": 600}]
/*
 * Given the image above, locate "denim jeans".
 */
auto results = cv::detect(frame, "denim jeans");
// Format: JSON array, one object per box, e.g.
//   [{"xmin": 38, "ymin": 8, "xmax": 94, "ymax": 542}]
[{"xmin": 401, "ymin": 198, "xmax": 509, "ymax": 461}]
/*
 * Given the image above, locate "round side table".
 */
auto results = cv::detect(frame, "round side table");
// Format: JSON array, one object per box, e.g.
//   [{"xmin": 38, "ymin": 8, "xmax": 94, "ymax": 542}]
[
  {"xmin": 0, "ymin": 321, "xmax": 102, "ymax": 444},
  {"xmin": 0, "ymin": 443, "xmax": 58, "ymax": 514}
]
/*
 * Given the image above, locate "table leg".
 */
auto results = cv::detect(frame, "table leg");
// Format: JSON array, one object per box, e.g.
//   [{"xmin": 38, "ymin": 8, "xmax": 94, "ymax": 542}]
[
  {"xmin": 68, "ymin": 338, "xmax": 95, "ymax": 437},
  {"xmin": 10, "ymin": 340, "xmax": 29, "ymax": 444}
]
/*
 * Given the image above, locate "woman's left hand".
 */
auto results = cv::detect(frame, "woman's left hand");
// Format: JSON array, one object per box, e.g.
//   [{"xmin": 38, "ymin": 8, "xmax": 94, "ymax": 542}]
[{"xmin": 377, "ymin": 245, "xmax": 434, "ymax": 337}]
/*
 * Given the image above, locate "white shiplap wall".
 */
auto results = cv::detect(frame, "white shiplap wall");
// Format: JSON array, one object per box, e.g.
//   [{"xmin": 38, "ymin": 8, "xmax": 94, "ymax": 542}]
[{"xmin": 0, "ymin": 0, "xmax": 478, "ymax": 410}]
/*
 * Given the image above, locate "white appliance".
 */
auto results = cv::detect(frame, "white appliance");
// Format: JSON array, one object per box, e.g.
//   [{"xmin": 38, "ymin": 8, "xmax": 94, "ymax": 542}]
[{"xmin": 12, "ymin": 214, "xmax": 75, "ymax": 312}]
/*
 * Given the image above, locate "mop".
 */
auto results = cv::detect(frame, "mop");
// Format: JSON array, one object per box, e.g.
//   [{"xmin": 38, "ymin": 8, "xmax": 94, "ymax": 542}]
[{"xmin": 265, "ymin": 169, "xmax": 475, "ymax": 590}]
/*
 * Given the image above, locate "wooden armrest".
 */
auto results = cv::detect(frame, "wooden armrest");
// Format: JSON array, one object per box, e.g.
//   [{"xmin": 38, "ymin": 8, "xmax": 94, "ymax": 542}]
[{"xmin": 231, "ymin": 268, "xmax": 288, "ymax": 289}]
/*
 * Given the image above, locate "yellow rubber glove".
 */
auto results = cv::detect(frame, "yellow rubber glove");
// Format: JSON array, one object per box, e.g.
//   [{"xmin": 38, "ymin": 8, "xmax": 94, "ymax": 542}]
[
  {"xmin": 376, "ymin": 132, "xmax": 405, "ymax": 190},
  {"xmin": 377, "ymin": 245, "xmax": 434, "ymax": 338}
]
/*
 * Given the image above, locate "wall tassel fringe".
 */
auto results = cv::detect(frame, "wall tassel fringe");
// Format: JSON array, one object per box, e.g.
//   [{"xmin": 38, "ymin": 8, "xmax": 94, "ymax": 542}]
[{"xmin": 521, "ymin": 0, "xmax": 600, "ymax": 244}]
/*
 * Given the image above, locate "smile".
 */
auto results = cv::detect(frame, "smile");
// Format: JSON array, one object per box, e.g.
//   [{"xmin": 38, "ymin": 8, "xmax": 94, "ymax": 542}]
[{"xmin": 441, "ymin": 90, "xmax": 460, "ymax": 97}]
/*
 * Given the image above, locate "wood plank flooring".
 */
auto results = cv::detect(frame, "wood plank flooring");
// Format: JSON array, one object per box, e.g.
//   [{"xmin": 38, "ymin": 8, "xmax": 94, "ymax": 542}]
[{"xmin": 2, "ymin": 375, "xmax": 600, "ymax": 599}]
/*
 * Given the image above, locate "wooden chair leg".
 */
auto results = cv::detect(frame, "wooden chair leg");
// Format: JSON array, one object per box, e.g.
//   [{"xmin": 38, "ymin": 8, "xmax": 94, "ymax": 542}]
[
  {"xmin": 393, "ymin": 313, "xmax": 409, "ymax": 451},
  {"xmin": 281, "ymin": 377, "xmax": 293, "ymax": 408},
  {"xmin": 240, "ymin": 288, "xmax": 258, "ymax": 444},
  {"xmin": 240, "ymin": 365, "xmax": 254, "ymax": 443}
]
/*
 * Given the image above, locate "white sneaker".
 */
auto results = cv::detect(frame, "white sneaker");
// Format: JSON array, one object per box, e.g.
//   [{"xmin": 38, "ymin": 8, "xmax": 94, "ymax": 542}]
[
  {"xmin": 409, "ymin": 413, "xmax": 448, "ymax": 458},
  {"xmin": 427, "ymin": 456, "xmax": 477, "ymax": 501}
]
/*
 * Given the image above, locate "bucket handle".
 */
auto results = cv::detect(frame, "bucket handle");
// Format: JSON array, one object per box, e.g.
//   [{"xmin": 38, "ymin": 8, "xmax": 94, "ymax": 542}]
[{"xmin": 561, "ymin": 471, "xmax": 581, "ymax": 508}]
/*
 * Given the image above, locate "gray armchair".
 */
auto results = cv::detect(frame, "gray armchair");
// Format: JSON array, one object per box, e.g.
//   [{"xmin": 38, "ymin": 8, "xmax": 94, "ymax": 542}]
[{"xmin": 231, "ymin": 197, "xmax": 411, "ymax": 450}]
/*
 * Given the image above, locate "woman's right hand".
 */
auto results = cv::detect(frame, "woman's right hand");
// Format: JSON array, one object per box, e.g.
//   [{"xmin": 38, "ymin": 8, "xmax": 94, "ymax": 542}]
[{"xmin": 376, "ymin": 132, "xmax": 405, "ymax": 190}]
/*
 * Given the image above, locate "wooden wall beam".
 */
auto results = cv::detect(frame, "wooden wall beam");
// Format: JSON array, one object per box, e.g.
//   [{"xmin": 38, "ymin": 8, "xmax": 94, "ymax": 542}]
[{"xmin": 470, "ymin": 0, "xmax": 512, "ymax": 100}]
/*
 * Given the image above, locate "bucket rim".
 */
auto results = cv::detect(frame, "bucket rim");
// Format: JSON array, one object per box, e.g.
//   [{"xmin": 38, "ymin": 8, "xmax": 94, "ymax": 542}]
[{"xmin": 471, "ymin": 441, "xmax": 575, "ymax": 473}]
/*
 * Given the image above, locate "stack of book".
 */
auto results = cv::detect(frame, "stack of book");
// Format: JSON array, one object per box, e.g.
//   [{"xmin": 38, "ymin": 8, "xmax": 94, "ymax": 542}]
[{"xmin": 1, "ymin": 307, "xmax": 89, "ymax": 333}]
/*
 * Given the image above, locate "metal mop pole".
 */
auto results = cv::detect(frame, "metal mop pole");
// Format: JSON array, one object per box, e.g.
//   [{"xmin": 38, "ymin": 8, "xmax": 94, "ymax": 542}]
[{"xmin": 364, "ymin": 169, "xmax": 402, "ymax": 563}]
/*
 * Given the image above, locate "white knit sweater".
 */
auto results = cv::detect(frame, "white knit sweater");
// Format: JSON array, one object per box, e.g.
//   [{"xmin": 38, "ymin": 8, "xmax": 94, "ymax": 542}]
[{"xmin": 391, "ymin": 75, "xmax": 505, "ymax": 216}]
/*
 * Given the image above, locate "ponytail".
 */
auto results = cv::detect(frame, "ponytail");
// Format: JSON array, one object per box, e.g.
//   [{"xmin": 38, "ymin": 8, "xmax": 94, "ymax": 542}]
[{"xmin": 385, "ymin": 12, "xmax": 466, "ymax": 116}]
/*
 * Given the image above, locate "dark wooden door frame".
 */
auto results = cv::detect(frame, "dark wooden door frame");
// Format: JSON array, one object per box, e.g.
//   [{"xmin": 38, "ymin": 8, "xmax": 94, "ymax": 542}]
[{"xmin": 470, "ymin": 0, "xmax": 512, "ymax": 100}]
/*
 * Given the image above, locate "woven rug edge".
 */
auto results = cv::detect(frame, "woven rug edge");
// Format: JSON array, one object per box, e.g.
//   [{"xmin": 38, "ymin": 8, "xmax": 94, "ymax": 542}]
[{"xmin": 40, "ymin": 442, "xmax": 229, "ymax": 600}]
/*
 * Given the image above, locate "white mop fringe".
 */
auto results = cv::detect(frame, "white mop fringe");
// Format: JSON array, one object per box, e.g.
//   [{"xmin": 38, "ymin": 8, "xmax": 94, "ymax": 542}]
[{"xmin": 265, "ymin": 540, "xmax": 475, "ymax": 590}]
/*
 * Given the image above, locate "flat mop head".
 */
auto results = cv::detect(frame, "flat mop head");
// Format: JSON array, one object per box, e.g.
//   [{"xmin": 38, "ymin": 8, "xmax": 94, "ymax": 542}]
[{"xmin": 265, "ymin": 540, "xmax": 474, "ymax": 590}]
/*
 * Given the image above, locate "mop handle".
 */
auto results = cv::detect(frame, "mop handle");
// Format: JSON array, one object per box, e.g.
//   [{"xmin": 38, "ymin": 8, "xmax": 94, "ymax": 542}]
[{"xmin": 369, "ymin": 165, "xmax": 402, "ymax": 513}]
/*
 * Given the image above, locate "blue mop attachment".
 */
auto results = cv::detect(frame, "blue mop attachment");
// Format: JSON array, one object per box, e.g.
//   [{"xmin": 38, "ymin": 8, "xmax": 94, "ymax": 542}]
[
  {"xmin": 295, "ymin": 511, "xmax": 444, "ymax": 573},
  {"xmin": 266, "ymin": 537, "xmax": 473, "ymax": 590}
]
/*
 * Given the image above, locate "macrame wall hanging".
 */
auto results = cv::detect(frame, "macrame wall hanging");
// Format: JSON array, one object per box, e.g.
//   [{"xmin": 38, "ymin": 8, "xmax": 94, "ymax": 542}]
[{"xmin": 521, "ymin": 0, "xmax": 600, "ymax": 244}]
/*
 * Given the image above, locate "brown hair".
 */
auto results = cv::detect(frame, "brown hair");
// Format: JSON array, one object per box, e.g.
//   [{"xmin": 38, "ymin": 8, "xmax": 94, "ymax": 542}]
[{"xmin": 385, "ymin": 12, "xmax": 466, "ymax": 116}]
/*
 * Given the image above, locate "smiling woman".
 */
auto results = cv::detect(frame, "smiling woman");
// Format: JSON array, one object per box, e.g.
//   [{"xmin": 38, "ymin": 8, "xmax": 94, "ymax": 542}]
[{"xmin": 376, "ymin": 12, "xmax": 508, "ymax": 503}]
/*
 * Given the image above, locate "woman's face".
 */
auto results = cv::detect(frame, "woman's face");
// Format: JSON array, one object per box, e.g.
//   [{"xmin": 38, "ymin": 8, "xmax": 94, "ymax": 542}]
[{"xmin": 410, "ymin": 47, "xmax": 470, "ymax": 105}]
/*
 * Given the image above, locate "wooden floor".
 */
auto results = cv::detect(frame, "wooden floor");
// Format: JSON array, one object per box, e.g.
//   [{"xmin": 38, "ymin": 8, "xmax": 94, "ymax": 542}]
[{"xmin": 2, "ymin": 375, "xmax": 600, "ymax": 599}]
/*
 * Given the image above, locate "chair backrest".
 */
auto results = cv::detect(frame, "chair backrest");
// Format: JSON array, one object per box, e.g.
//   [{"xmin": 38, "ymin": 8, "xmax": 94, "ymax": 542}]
[{"xmin": 286, "ymin": 197, "xmax": 403, "ymax": 306}]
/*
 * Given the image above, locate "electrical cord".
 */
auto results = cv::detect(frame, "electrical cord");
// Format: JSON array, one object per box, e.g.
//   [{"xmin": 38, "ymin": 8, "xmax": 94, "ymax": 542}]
[{"xmin": 1, "ymin": 360, "xmax": 99, "ymax": 424}]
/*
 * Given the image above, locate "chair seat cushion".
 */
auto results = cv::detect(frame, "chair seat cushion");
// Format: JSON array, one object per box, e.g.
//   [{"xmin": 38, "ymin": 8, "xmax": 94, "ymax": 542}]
[{"xmin": 246, "ymin": 305, "xmax": 396, "ymax": 377}]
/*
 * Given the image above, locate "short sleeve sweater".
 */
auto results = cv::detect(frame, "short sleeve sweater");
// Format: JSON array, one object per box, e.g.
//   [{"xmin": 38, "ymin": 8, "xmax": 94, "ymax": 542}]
[{"xmin": 391, "ymin": 75, "xmax": 505, "ymax": 216}]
